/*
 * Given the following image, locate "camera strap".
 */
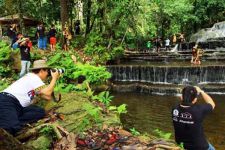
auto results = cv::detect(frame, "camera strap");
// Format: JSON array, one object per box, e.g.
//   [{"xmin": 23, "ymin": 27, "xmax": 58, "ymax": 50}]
[{"xmin": 52, "ymin": 92, "xmax": 61, "ymax": 102}]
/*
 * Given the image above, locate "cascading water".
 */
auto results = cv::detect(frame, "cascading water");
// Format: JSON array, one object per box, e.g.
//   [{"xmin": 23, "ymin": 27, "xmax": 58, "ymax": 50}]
[
  {"xmin": 108, "ymin": 64, "xmax": 225, "ymax": 95},
  {"xmin": 108, "ymin": 65, "xmax": 225, "ymax": 84},
  {"xmin": 108, "ymin": 21, "xmax": 225, "ymax": 95}
]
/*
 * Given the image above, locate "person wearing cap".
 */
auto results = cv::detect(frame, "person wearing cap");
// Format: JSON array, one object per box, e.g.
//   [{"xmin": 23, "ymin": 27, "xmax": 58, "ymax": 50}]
[
  {"xmin": 172, "ymin": 86, "xmax": 215, "ymax": 150},
  {"xmin": 0, "ymin": 60, "xmax": 60, "ymax": 135}
]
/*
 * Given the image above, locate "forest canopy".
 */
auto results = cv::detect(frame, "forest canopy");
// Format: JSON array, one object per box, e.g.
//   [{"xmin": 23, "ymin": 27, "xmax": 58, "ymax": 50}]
[{"xmin": 0, "ymin": 0, "xmax": 224, "ymax": 43}]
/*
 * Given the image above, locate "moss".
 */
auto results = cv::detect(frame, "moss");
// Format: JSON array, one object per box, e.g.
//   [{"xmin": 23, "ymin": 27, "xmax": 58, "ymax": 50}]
[
  {"xmin": 26, "ymin": 135, "xmax": 51, "ymax": 150},
  {"xmin": 44, "ymin": 92, "xmax": 120, "ymax": 132},
  {"xmin": 23, "ymin": 92, "xmax": 121, "ymax": 149}
]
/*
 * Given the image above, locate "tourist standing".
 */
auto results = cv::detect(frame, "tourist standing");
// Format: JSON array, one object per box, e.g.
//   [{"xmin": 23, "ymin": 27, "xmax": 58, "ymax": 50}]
[
  {"xmin": 62, "ymin": 27, "xmax": 71, "ymax": 51},
  {"xmin": 18, "ymin": 37, "xmax": 32, "ymax": 77},
  {"xmin": 74, "ymin": 20, "xmax": 80, "ymax": 36},
  {"xmin": 7, "ymin": 24, "xmax": 17, "ymax": 48},
  {"xmin": 36, "ymin": 23, "xmax": 47, "ymax": 50},
  {"xmin": 48, "ymin": 24, "xmax": 57, "ymax": 51},
  {"xmin": 165, "ymin": 38, "xmax": 170, "ymax": 51},
  {"xmin": 178, "ymin": 33, "xmax": 185, "ymax": 51},
  {"xmin": 172, "ymin": 86, "xmax": 215, "ymax": 150},
  {"xmin": 155, "ymin": 37, "xmax": 161, "ymax": 53},
  {"xmin": 172, "ymin": 34, "xmax": 177, "ymax": 46}
]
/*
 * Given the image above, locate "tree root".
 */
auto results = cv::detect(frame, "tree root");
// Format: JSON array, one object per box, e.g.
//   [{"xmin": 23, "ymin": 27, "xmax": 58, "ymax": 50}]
[
  {"xmin": 0, "ymin": 128, "xmax": 31, "ymax": 150},
  {"xmin": 16, "ymin": 123, "xmax": 69, "ymax": 142}
]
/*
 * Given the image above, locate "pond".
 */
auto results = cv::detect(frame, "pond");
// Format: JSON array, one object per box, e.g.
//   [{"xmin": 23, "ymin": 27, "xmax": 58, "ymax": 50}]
[{"xmin": 112, "ymin": 92, "xmax": 225, "ymax": 150}]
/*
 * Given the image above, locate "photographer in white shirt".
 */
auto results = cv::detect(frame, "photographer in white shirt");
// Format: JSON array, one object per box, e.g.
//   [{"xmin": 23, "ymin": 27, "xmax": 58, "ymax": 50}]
[{"xmin": 0, "ymin": 60, "xmax": 60, "ymax": 135}]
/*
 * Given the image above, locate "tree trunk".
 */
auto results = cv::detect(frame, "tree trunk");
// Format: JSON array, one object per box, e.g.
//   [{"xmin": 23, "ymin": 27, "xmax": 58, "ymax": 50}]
[
  {"xmin": 85, "ymin": 0, "xmax": 92, "ymax": 35},
  {"xmin": 60, "ymin": 0, "xmax": 69, "ymax": 29},
  {"xmin": 77, "ymin": 0, "xmax": 84, "ymax": 26}
]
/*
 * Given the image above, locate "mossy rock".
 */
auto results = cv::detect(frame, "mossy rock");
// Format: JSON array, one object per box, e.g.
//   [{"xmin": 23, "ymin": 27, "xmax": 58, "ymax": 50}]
[
  {"xmin": 26, "ymin": 135, "xmax": 51, "ymax": 150},
  {"xmin": 44, "ymin": 92, "xmax": 121, "ymax": 132},
  {"xmin": 22, "ymin": 92, "xmax": 121, "ymax": 149}
]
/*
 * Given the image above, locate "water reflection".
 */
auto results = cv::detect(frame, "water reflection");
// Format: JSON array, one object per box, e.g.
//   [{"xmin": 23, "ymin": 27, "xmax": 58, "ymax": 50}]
[{"xmin": 112, "ymin": 92, "xmax": 225, "ymax": 150}]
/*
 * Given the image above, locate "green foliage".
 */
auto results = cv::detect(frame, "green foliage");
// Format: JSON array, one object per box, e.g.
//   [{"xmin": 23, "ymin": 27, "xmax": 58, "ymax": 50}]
[
  {"xmin": 83, "ymin": 103, "xmax": 102, "ymax": 122},
  {"xmin": 72, "ymin": 63, "xmax": 111, "ymax": 85},
  {"xmin": 1, "ymin": 0, "xmax": 224, "ymax": 45},
  {"xmin": 130, "ymin": 128, "xmax": 141, "ymax": 136},
  {"xmin": 116, "ymin": 104, "xmax": 127, "ymax": 114},
  {"xmin": 84, "ymin": 33, "xmax": 109, "ymax": 64},
  {"xmin": 0, "ymin": 41, "xmax": 13, "ymax": 77},
  {"xmin": 179, "ymin": 142, "xmax": 185, "ymax": 149},
  {"xmin": 108, "ymin": 104, "xmax": 127, "ymax": 114},
  {"xmin": 84, "ymin": 32, "xmax": 125, "ymax": 64},
  {"xmin": 0, "ymin": 78, "xmax": 11, "ymax": 91},
  {"xmin": 76, "ymin": 103, "xmax": 103, "ymax": 131},
  {"xmin": 111, "ymin": 45, "xmax": 124, "ymax": 59},
  {"xmin": 92, "ymin": 91, "xmax": 114, "ymax": 106},
  {"xmin": 46, "ymin": 51, "xmax": 111, "ymax": 93},
  {"xmin": 30, "ymin": 48, "xmax": 43, "ymax": 61},
  {"xmin": 153, "ymin": 129, "xmax": 171, "ymax": 140},
  {"xmin": 39, "ymin": 126, "xmax": 57, "ymax": 139}
]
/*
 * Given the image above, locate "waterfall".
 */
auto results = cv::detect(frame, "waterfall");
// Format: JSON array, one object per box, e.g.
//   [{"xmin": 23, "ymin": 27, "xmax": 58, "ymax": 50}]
[{"xmin": 108, "ymin": 65, "xmax": 225, "ymax": 85}]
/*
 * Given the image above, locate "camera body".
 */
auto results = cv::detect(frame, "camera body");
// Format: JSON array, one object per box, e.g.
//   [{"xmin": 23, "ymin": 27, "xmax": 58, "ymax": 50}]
[
  {"xmin": 48, "ymin": 68, "xmax": 65, "ymax": 75},
  {"xmin": 51, "ymin": 68, "xmax": 65, "ymax": 74}
]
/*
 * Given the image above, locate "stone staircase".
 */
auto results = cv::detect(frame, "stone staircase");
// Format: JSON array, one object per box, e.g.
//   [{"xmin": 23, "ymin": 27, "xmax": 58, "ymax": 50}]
[
  {"xmin": 122, "ymin": 48, "xmax": 225, "ymax": 62},
  {"xmin": 107, "ymin": 41, "xmax": 225, "ymax": 95}
]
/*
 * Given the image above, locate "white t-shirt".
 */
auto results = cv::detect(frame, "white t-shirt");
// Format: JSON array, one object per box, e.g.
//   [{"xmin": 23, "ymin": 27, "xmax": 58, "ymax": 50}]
[
  {"xmin": 4, "ymin": 73, "xmax": 45, "ymax": 107},
  {"xmin": 165, "ymin": 39, "xmax": 170, "ymax": 46}
]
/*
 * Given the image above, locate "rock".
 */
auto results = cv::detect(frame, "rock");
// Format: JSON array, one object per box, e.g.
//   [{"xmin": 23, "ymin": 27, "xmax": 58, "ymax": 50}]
[
  {"xmin": 53, "ymin": 133, "xmax": 76, "ymax": 150},
  {"xmin": 118, "ymin": 129, "xmax": 132, "ymax": 137},
  {"xmin": 122, "ymin": 144, "xmax": 147, "ymax": 150}
]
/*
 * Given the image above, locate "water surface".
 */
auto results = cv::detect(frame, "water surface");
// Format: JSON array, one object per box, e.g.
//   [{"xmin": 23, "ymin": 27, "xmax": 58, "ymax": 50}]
[{"xmin": 112, "ymin": 92, "xmax": 225, "ymax": 150}]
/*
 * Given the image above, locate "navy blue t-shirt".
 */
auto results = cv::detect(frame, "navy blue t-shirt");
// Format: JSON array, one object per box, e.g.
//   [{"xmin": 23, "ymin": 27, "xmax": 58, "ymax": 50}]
[
  {"xmin": 172, "ymin": 104, "xmax": 213, "ymax": 150},
  {"xmin": 19, "ymin": 45, "xmax": 30, "ymax": 61}
]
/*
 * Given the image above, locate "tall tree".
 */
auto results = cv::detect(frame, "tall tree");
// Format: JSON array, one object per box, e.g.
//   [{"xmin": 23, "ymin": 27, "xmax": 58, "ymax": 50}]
[
  {"xmin": 85, "ymin": 0, "xmax": 92, "ymax": 35},
  {"xmin": 60, "ymin": 0, "xmax": 69, "ymax": 29}
]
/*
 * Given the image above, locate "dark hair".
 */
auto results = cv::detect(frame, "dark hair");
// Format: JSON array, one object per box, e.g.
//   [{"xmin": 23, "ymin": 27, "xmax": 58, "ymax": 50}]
[
  {"xmin": 181, "ymin": 86, "xmax": 198, "ymax": 106},
  {"xmin": 31, "ymin": 68, "xmax": 48, "ymax": 74},
  {"xmin": 78, "ymin": 75, "xmax": 86, "ymax": 84}
]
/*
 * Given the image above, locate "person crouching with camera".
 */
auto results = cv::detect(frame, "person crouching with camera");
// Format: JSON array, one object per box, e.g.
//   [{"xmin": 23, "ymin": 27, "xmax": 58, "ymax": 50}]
[
  {"xmin": 0, "ymin": 59, "xmax": 60, "ymax": 135},
  {"xmin": 172, "ymin": 86, "xmax": 215, "ymax": 150}
]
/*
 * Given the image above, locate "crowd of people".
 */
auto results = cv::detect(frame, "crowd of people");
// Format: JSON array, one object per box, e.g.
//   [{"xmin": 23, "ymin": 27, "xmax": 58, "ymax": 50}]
[
  {"xmin": 5, "ymin": 22, "xmax": 81, "ymax": 78},
  {"xmin": 147, "ymin": 33, "xmax": 186, "ymax": 53},
  {"xmin": 7, "ymin": 21, "xmax": 81, "ymax": 52},
  {"xmin": 146, "ymin": 33, "xmax": 204, "ymax": 65}
]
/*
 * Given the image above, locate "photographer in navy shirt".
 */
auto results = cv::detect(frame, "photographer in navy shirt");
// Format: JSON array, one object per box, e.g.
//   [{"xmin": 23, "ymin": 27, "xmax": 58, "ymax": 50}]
[{"xmin": 172, "ymin": 86, "xmax": 215, "ymax": 150}]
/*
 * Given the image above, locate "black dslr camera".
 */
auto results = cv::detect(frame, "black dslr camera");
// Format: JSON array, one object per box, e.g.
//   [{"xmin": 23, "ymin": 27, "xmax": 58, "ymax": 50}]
[{"xmin": 48, "ymin": 68, "xmax": 65, "ymax": 76}]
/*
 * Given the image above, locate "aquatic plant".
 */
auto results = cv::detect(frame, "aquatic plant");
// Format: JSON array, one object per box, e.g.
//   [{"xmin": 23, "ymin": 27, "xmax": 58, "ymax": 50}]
[
  {"xmin": 92, "ymin": 91, "xmax": 114, "ymax": 106},
  {"xmin": 130, "ymin": 128, "xmax": 141, "ymax": 136},
  {"xmin": 153, "ymin": 129, "xmax": 171, "ymax": 140}
]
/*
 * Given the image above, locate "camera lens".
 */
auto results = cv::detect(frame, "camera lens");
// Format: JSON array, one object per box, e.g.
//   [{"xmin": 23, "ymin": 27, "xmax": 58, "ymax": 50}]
[
  {"xmin": 58, "ymin": 69, "xmax": 65, "ymax": 74},
  {"xmin": 51, "ymin": 68, "xmax": 65, "ymax": 74}
]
